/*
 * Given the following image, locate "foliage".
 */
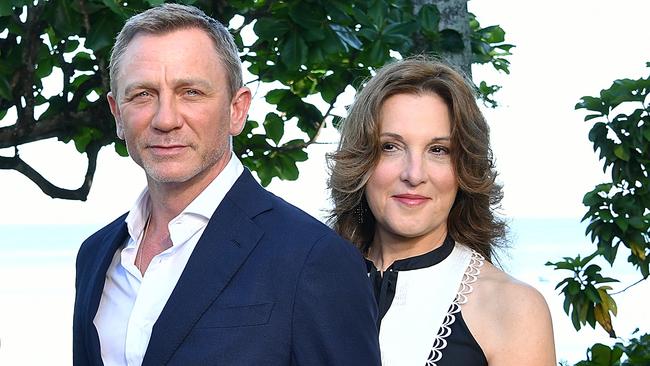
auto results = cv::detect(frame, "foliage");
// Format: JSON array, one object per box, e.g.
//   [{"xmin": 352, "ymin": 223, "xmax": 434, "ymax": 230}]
[
  {"xmin": 546, "ymin": 252, "xmax": 619, "ymax": 336},
  {"xmin": 569, "ymin": 330, "xmax": 650, "ymax": 366},
  {"xmin": 546, "ymin": 63, "xmax": 650, "ymax": 349},
  {"xmin": 0, "ymin": 0, "xmax": 511, "ymax": 199}
]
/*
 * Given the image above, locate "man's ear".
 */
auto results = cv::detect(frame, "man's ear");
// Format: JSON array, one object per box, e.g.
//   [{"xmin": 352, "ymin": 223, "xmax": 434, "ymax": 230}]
[
  {"xmin": 229, "ymin": 87, "xmax": 252, "ymax": 136},
  {"xmin": 107, "ymin": 92, "xmax": 124, "ymax": 139}
]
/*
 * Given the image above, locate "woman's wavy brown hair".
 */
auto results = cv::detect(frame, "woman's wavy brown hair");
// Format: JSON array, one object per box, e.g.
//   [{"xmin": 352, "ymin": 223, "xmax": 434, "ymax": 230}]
[{"xmin": 327, "ymin": 57, "xmax": 506, "ymax": 262}]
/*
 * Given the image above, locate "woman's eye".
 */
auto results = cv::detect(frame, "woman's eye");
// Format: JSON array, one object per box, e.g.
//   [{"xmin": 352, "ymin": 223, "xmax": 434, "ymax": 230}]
[
  {"xmin": 430, "ymin": 145, "xmax": 449, "ymax": 155},
  {"xmin": 381, "ymin": 142, "xmax": 397, "ymax": 151}
]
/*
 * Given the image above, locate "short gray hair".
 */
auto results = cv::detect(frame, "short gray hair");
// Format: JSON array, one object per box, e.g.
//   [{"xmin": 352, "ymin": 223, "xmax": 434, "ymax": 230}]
[{"xmin": 109, "ymin": 3, "xmax": 242, "ymax": 98}]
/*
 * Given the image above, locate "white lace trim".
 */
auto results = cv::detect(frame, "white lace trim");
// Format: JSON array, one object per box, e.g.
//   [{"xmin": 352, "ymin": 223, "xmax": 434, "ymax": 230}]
[{"xmin": 425, "ymin": 249, "xmax": 484, "ymax": 365}]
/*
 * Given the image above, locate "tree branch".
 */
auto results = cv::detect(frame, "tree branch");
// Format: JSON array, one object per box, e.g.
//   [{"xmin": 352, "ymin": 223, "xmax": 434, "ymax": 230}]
[
  {"xmin": 0, "ymin": 142, "xmax": 100, "ymax": 200},
  {"xmin": 0, "ymin": 103, "xmax": 113, "ymax": 149},
  {"xmin": 273, "ymin": 101, "xmax": 337, "ymax": 153},
  {"xmin": 1, "ymin": 112, "xmax": 81, "ymax": 148},
  {"xmin": 18, "ymin": 2, "xmax": 47, "ymax": 130},
  {"xmin": 611, "ymin": 277, "xmax": 647, "ymax": 295}
]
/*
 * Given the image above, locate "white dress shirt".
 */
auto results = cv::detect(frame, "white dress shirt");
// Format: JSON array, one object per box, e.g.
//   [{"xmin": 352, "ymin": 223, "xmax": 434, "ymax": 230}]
[{"xmin": 93, "ymin": 155, "xmax": 244, "ymax": 366}]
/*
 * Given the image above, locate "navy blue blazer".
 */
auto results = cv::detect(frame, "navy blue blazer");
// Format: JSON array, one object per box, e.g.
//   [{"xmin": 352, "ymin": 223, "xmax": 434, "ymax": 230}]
[{"xmin": 73, "ymin": 169, "xmax": 380, "ymax": 365}]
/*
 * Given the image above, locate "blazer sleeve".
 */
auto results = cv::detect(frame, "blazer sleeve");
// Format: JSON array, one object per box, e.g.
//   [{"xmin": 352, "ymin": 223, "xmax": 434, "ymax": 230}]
[{"xmin": 290, "ymin": 232, "xmax": 381, "ymax": 365}]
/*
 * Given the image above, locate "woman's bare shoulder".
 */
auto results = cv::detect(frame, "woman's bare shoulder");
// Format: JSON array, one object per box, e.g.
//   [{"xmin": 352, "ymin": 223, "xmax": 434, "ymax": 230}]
[
  {"xmin": 476, "ymin": 263, "xmax": 548, "ymax": 311},
  {"xmin": 464, "ymin": 262, "xmax": 556, "ymax": 365}
]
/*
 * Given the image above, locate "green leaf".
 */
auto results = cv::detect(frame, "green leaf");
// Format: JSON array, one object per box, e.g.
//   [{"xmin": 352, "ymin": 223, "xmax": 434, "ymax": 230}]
[
  {"xmin": 86, "ymin": 11, "xmax": 121, "ymax": 51},
  {"xmin": 583, "ymin": 190, "xmax": 605, "ymax": 207},
  {"xmin": 321, "ymin": 72, "xmax": 347, "ymax": 104},
  {"xmin": 254, "ymin": 17, "xmax": 291, "ymax": 40},
  {"xmin": 285, "ymin": 148, "xmax": 308, "ymax": 162},
  {"xmin": 629, "ymin": 216, "xmax": 645, "ymax": 230},
  {"xmin": 52, "ymin": 0, "xmax": 82, "ymax": 35},
  {"xmin": 479, "ymin": 25, "xmax": 506, "ymax": 43},
  {"xmin": 613, "ymin": 145, "xmax": 630, "ymax": 161},
  {"xmin": 288, "ymin": 2, "xmax": 323, "ymax": 29},
  {"xmin": 584, "ymin": 264, "xmax": 602, "ymax": 277},
  {"xmin": 277, "ymin": 92, "xmax": 301, "ymax": 115},
  {"xmin": 590, "ymin": 343, "xmax": 623, "ymax": 365},
  {"xmin": 440, "ymin": 29, "xmax": 464, "ymax": 52},
  {"xmin": 73, "ymin": 127, "xmax": 101, "ymax": 153},
  {"xmin": 64, "ymin": 39, "xmax": 80, "ymax": 53},
  {"xmin": 277, "ymin": 154, "xmax": 299, "ymax": 180},
  {"xmin": 383, "ymin": 21, "xmax": 417, "ymax": 38},
  {"xmin": 330, "ymin": 24, "xmax": 362, "ymax": 50},
  {"xmin": 324, "ymin": 1, "xmax": 354, "ymax": 24},
  {"xmin": 367, "ymin": 0, "xmax": 386, "ymax": 26},
  {"xmin": 263, "ymin": 112, "xmax": 284, "ymax": 145},
  {"xmin": 357, "ymin": 28, "xmax": 379, "ymax": 41},
  {"xmin": 0, "ymin": 2, "xmax": 13, "ymax": 16},
  {"xmin": 145, "ymin": 0, "xmax": 165, "ymax": 6},
  {"xmin": 585, "ymin": 286, "xmax": 601, "ymax": 304},
  {"xmin": 265, "ymin": 89, "xmax": 291, "ymax": 104},
  {"xmin": 114, "ymin": 140, "xmax": 129, "ymax": 157},
  {"xmin": 614, "ymin": 217, "xmax": 629, "ymax": 232},
  {"xmin": 256, "ymin": 158, "xmax": 273, "ymax": 187},
  {"xmin": 280, "ymin": 32, "xmax": 308, "ymax": 69},
  {"xmin": 321, "ymin": 28, "xmax": 347, "ymax": 54},
  {"xmin": 588, "ymin": 122, "xmax": 608, "ymax": 143},
  {"xmin": 546, "ymin": 259, "xmax": 576, "ymax": 271},
  {"xmin": 598, "ymin": 210, "xmax": 614, "ymax": 221},
  {"xmin": 576, "ymin": 96, "xmax": 608, "ymax": 115},
  {"xmin": 643, "ymin": 126, "xmax": 650, "ymax": 142},
  {"xmin": 566, "ymin": 280, "xmax": 580, "ymax": 295},
  {"xmin": 366, "ymin": 40, "xmax": 386, "ymax": 66},
  {"xmin": 417, "ymin": 4, "xmax": 440, "ymax": 33},
  {"xmin": 100, "ymin": 0, "xmax": 127, "ymax": 17},
  {"xmin": 0, "ymin": 76, "xmax": 12, "ymax": 100}
]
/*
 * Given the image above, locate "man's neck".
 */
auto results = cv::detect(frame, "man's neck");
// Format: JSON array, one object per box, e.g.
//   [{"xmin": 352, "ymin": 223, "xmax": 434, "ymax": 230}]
[{"xmin": 145, "ymin": 154, "xmax": 231, "ymax": 226}]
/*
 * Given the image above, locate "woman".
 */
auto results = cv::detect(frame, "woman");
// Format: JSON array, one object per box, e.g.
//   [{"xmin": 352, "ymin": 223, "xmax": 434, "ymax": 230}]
[{"xmin": 328, "ymin": 58, "xmax": 555, "ymax": 365}]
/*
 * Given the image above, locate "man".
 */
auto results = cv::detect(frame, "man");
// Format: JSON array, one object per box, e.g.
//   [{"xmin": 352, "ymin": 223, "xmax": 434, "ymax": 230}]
[{"xmin": 72, "ymin": 4, "xmax": 380, "ymax": 366}]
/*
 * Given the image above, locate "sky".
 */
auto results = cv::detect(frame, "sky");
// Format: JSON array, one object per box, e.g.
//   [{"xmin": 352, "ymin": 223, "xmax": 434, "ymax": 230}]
[{"xmin": 1, "ymin": 0, "xmax": 649, "ymax": 225}]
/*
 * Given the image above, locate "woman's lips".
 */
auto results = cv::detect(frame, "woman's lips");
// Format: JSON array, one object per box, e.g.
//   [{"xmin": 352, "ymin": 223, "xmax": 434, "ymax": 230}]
[{"xmin": 392, "ymin": 194, "xmax": 430, "ymax": 206}]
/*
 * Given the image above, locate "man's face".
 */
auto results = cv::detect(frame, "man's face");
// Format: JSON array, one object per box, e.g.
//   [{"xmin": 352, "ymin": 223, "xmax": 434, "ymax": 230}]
[{"xmin": 107, "ymin": 27, "xmax": 250, "ymax": 188}]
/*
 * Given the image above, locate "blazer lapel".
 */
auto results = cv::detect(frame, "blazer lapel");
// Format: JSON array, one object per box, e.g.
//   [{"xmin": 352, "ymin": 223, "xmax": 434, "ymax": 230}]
[
  {"xmin": 142, "ymin": 171, "xmax": 269, "ymax": 365},
  {"xmin": 82, "ymin": 218, "xmax": 128, "ymax": 366}
]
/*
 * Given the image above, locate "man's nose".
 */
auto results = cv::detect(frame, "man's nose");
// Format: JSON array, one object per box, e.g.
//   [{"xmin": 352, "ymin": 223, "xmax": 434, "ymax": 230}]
[{"xmin": 151, "ymin": 94, "xmax": 182, "ymax": 131}]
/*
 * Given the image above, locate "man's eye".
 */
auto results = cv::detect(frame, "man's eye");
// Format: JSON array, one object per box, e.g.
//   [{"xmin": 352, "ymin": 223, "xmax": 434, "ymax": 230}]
[
  {"xmin": 131, "ymin": 90, "xmax": 151, "ymax": 99},
  {"xmin": 185, "ymin": 89, "xmax": 200, "ymax": 96}
]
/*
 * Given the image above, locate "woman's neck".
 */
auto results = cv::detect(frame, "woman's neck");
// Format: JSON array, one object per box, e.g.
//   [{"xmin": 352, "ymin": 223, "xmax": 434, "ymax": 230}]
[{"xmin": 368, "ymin": 229, "xmax": 447, "ymax": 272}]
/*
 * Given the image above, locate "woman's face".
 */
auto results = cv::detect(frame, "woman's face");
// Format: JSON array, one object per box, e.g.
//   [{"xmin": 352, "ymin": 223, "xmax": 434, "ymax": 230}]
[{"xmin": 365, "ymin": 93, "xmax": 458, "ymax": 245}]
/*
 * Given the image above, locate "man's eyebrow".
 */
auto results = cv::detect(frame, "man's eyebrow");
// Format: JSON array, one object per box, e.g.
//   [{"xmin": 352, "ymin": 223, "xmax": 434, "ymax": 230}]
[
  {"xmin": 121, "ymin": 78, "xmax": 215, "ymax": 98},
  {"xmin": 122, "ymin": 82, "xmax": 155, "ymax": 98},
  {"xmin": 172, "ymin": 77, "xmax": 214, "ymax": 90}
]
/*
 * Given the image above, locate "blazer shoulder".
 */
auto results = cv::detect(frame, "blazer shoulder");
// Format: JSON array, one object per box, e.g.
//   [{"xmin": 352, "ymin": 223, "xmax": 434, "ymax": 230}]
[{"xmin": 227, "ymin": 169, "xmax": 334, "ymax": 236}]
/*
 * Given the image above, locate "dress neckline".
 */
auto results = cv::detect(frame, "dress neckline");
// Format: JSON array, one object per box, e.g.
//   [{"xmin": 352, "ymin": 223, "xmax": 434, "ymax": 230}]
[{"xmin": 365, "ymin": 234, "xmax": 455, "ymax": 273}]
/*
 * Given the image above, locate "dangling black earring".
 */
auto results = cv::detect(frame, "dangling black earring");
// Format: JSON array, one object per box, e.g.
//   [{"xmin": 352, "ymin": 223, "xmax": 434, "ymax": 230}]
[
  {"xmin": 355, "ymin": 204, "xmax": 364, "ymax": 224},
  {"xmin": 355, "ymin": 199, "xmax": 368, "ymax": 224}
]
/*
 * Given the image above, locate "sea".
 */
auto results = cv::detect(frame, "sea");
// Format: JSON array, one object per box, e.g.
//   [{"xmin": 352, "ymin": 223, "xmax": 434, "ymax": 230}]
[{"xmin": 0, "ymin": 218, "xmax": 647, "ymax": 365}]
